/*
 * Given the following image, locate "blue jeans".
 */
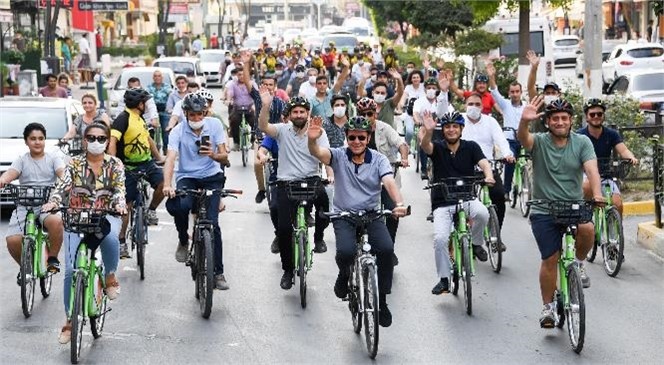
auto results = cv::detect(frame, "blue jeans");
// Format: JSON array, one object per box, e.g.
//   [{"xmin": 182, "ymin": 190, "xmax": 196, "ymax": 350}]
[
  {"xmin": 165, "ymin": 173, "xmax": 226, "ymax": 275},
  {"xmin": 158, "ymin": 112, "xmax": 170, "ymax": 154},
  {"xmin": 63, "ymin": 215, "xmax": 121, "ymax": 315},
  {"xmin": 504, "ymin": 139, "xmax": 521, "ymax": 194}
]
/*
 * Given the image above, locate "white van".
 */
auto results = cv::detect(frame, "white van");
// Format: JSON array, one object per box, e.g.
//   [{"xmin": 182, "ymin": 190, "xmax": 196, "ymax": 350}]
[{"xmin": 483, "ymin": 16, "xmax": 555, "ymax": 96}]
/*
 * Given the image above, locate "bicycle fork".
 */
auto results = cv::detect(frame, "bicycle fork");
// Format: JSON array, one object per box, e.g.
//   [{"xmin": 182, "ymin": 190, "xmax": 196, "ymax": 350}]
[
  {"xmin": 293, "ymin": 205, "xmax": 312, "ymax": 270},
  {"xmin": 559, "ymin": 229, "xmax": 577, "ymax": 311}
]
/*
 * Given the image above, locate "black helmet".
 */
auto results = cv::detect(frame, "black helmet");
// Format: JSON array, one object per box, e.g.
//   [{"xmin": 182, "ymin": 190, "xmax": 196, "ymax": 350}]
[
  {"xmin": 438, "ymin": 111, "xmax": 465, "ymax": 127},
  {"xmin": 285, "ymin": 96, "xmax": 310, "ymax": 114},
  {"xmin": 583, "ymin": 98, "xmax": 606, "ymax": 113},
  {"xmin": 544, "ymin": 99, "xmax": 574, "ymax": 117},
  {"xmin": 424, "ymin": 77, "xmax": 439, "ymax": 88},
  {"xmin": 344, "ymin": 116, "xmax": 372, "ymax": 133},
  {"xmin": 543, "ymin": 82, "xmax": 561, "ymax": 93},
  {"xmin": 330, "ymin": 93, "xmax": 348, "ymax": 107},
  {"xmin": 124, "ymin": 87, "xmax": 151, "ymax": 108},
  {"xmin": 181, "ymin": 93, "xmax": 208, "ymax": 113}
]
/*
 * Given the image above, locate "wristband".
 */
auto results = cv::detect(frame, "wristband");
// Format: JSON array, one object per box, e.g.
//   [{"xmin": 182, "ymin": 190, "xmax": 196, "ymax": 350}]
[{"xmin": 396, "ymin": 202, "xmax": 405, "ymax": 207}]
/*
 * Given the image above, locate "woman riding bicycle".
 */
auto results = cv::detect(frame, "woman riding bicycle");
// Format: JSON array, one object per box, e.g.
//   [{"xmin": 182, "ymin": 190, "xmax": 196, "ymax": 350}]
[
  {"xmin": 62, "ymin": 93, "xmax": 111, "ymax": 141},
  {"xmin": 42, "ymin": 123, "xmax": 127, "ymax": 344}
]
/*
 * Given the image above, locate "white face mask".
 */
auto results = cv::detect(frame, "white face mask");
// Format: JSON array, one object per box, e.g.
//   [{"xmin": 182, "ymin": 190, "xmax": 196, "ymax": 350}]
[
  {"xmin": 275, "ymin": 70, "xmax": 283, "ymax": 76},
  {"xmin": 370, "ymin": 75, "xmax": 377, "ymax": 82},
  {"xmin": 426, "ymin": 89, "xmax": 437, "ymax": 99},
  {"xmin": 296, "ymin": 72, "xmax": 305, "ymax": 78},
  {"xmin": 373, "ymin": 94, "xmax": 386, "ymax": 104},
  {"xmin": 87, "ymin": 141, "xmax": 107, "ymax": 155},
  {"xmin": 358, "ymin": 60, "xmax": 364, "ymax": 66},
  {"xmin": 189, "ymin": 120, "xmax": 204, "ymax": 130},
  {"xmin": 466, "ymin": 106, "xmax": 481, "ymax": 120},
  {"xmin": 406, "ymin": 68, "xmax": 414, "ymax": 74},
  {"xmin": 308, "ymin": 75, "xmax": 316, "ymax": 84},
  {"xmin": 333, "ymin": 106, "xmax": 346, "ymax": 118},
  {"xmin": 543, "ymin": 95, "xmax": 559, "ymax": 105}
]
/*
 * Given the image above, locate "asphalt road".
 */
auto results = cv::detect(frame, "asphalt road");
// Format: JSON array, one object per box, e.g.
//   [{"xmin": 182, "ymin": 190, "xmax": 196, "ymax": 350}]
[{"xmin": 1, "ymin": 75, "xmax": 662, "ymax": 364}]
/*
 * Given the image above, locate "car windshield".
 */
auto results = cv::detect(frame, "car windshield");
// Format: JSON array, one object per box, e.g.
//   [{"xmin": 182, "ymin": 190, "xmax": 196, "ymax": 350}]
[
  {"xmin": 0, "ymin": 107, "xmax": 67, "ymax": 138},
  {"xmin": 555, "ymin": 39, "xmax": 579, "ymax": 46},
  {"xmin": 155, "ymin": 61, "xmax": 195, "ymax": 76},
  {"xmin": 115, "ymin": 71, "xmax": 173, "ymax": 90},
  {"xmin": 632, "ymin": 74, "xmax": 664, "ymax": 92},
  {"xmin": 501, "ymin": 32, "xmax": 545, "ymax": 57},
  {"xmin": 347, "ymin": 27, "xmax": 369, "ymax": 36},
  {"xmin": 325, "ymin": 36, "xmax": 356, "ymax": 49},
  {"xmin": 627, "ymin": 47, "xmax": 664, "ymax": 58},
  {"xmin": 198, "ymin": 53, "xmax": 225, "ymax": 63}
]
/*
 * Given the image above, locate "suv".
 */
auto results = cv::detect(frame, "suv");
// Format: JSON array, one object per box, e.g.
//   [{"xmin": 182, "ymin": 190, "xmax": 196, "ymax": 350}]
[
  {"xmin": 321, "ymin": 32, "xmax": 358, "ymax": 54},
  {"xmin": 108, "ymin": 66, "xmax": 175, "ymax": 119},
  {"xmin": 602, "ymin": 41, "xmax": 664, "ymax": 88},
  {"xmin": 152, "ymin": 57, "xmax": 206, "ymax": 88}
]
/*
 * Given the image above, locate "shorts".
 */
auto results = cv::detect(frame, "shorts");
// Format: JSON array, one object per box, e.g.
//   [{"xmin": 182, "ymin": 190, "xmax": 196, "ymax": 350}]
[
  {"xmin": 583, "ymin": 175, "xmax": 621, "ymax": 195},
  {"xmin": 125, "ymin": 160, "xmax": 164, "ymax": 203},
  {"xmin": 6, "ymin": 206, "xmax": 59, "ymax": 237},
  {"xmin": 529, "ymin": 214, "xmax": 564, "ymax": 260}
]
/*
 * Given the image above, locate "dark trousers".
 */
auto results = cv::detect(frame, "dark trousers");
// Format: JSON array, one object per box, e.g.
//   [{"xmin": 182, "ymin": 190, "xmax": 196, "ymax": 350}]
[
  {"xmin": 489, "ymin": 174, "xmax": 506, "ymax": 228},
  {"xmin": 158, "ymin": 112, "xmax": 170, "ymax": 154},
  {"xmin": 380, "ymin": 187, "xmax": 398, "ymax": 243},
  {"xmin": 229, "ymin": 107, "xmax": 254, "ymax": 145},
  {"xmin": 269, "ymin": 186, "xmax": 279, "ymax": 235},
  {"xmin": 504, "ymin": 139, "xmax": 521, "ymax": 194},
  {"xmin": 166, "ymin": 173, "xmax": 226, "ymax": 274},
  {"xmin": 333, "ymin": 218, "xmax": 394, "ymax": 294},
  {"xmin": 276, "ymin": 184, "xmax": 329, "ymax": 272}
]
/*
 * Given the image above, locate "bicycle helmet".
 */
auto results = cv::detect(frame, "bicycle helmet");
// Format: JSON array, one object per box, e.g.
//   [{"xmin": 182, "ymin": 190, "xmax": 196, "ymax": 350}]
[
  {"xmin": 438, "ymin": 111, "xmax": 465, "ymax": 127},
  {"xmin": 181, "ymin": 93, "xmax": 208, "ymax": 113},
  {"xmin": 543, "ymin": 82, "xmax": 561, "ymax": 92},
  {"xmin": 474, "ymin": 74, "xmax": 489, "ymax": 83},
  {"xmin": 285, "ymin": 96, "xmax": 310, "ymax": 114},
  {"xmin": 544, "ymin": 98, "xmax": 574, "ymax": 117},
  {"xmin": 330, "ymin": 93, "xmax": 348, "ymax": 106},
  {"xmin": 197, "ymin": 88, "xmax": 214, "ymax": 102},
  {"xmin": 344, "ymin": 116, "xmax": 372, "ymax": 133},
  {"xmin": 124, "ymin": 87, "xmax": 152, "ymax": 108},
  {"xmin": 583, "ymin": 98, "xmax": 606, "ymax": 113},
  {"xmin": 424, "ymin": 77, "xmax": 439, "ymax": 88},
  {"xmin": 356, "ymin": 97, "xmax": 377, "ymax": 113}
]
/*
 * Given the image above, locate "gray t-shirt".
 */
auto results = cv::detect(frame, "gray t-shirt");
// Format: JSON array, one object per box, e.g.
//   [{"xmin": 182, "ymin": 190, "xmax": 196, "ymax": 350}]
[
  {"xmin": 73, "ymin": 111, "xmax": 107, "ymax": 137},
  {"xmin": 10, "ymin": 152, "xmax": 65, "ymax": 186},
  {"xmin": 274, "ymin": 122, "xmax": 330, "ymax": 181},
  {"xmin": 530, "ymin": 132, "xmax": 596, "ymax": 214},
  {"xmin": 329, "ymin": 147, "xmax": 392, "ymax": 212}
]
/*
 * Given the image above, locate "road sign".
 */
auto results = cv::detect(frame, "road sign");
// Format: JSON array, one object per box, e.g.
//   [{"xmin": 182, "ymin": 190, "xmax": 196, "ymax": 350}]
[{"xmin": 78, "ymin": 1, "xmax": 129, "ymax": 11}]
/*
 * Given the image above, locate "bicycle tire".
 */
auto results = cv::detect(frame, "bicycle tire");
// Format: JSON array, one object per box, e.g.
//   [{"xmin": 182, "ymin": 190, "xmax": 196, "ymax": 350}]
[
  {"xmin": 602, "ymin": 207, "xmax": 624, "ymax": 277},
  {"xmin": 451, "ymin": 258, "xmax": 460, "ymax": 296},
  {"xmin": 350, "ymin": 261, "xmax": 362, "ymax": 334},
  {"xmin": 264, "ymin": 164, "xmax": 272, "ymax": 206},
  {"xmin": 461, "ymin": 236, "xmax": 473, "ymax": 316},
  {"xmin": 298, "ymin": 232, "xmax": 307, "ymax": 309},
  {"xmin": 20, "ymin": 237, "xmax": 35, "ymax": 318},
  {"xmin": 509, "ymin": 176, "xmax": 518, "ymax": 209},
  {"xmin": 566, "ymin": 264, "xmax": 586, "ymax": 353},
  {"xmin": 70, "ymin": 272, "xmax": 86, "ymax": 364},
  {"xmin": 198, "ymin": 229, "xmax": 215, "ymax": 319},
  {"xmin": 486, "ymin": 206, "xmax": 503, "ymax": 273},
  {"xmin": 39, "ymin": 239, "xmax": 53, "ymax": 298},
  {"xmin": 90, "ymin": 270, "xmax": 108, "ymax": 339},
  {"xmin": 241, "ymin": 147, "xmax": 248, "ymax": 167},
  {"xmin": 135, "ymin": 208, "xmax": 146, "ymax": 280},
  {"xmin": 587, "ymin": 209, "xmax": 600, "ymax": 262},
  {"xmin": 363, "ymin": 264, "xmax": 379, "ymax": 359},
  {"xmin": 519, "ymin": 166, "xmax": 532, "ymax": 217}
]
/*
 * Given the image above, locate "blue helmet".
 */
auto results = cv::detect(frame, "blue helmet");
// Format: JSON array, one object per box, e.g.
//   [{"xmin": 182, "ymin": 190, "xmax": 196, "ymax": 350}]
[{"xmin": 438, "ymin": 111, "xmax": 465, "ymax": 126}]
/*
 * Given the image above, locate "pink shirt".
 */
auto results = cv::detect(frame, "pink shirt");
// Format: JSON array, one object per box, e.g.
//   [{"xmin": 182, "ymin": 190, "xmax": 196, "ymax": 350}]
[{"xmin": 39, "ymin": 86, "xmax": 68, "ymax": 98}]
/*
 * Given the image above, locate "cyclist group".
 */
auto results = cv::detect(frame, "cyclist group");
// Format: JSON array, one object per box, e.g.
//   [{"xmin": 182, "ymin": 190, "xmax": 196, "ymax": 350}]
[{"xmin": 1, "ymin": 44, "xmax": 639, "ymax": 349}]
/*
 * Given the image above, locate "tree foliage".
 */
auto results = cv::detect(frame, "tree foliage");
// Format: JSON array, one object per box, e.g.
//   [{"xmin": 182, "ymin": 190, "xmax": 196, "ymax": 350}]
[{"xmin": 453, "ymin": 28, "xmax": 503, "ymax": 56}]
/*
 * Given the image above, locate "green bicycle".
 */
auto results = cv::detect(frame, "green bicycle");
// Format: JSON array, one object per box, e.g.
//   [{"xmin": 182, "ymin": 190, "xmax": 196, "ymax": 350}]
[
  {"xmin": 61, "ymin": 207, "xmax": 116, "ymax": 364},
  {"xmin": 587, "ymin": 158, "xmax": 631, "ymax": 277},
  {"xmin": 503, "ymin": 127, "xmax": 532, "ymax": 217},
  {"xmin": 425, "ymin": 176, "xmax": 485, "ymax": 315},
  {"xmin": 239, "ymin": 110, "xmax": 252, "ymax": 167},
  {"xmin": 9, "ymin": 185, "xmax": 55, "ymax": 318},
  {"xmin": 481, "ymin": 161, "xmax": 505, "ymax": 273},
  {"xmin": 527, "ymin": 199, "xmax": 593, "ymax": 354}
]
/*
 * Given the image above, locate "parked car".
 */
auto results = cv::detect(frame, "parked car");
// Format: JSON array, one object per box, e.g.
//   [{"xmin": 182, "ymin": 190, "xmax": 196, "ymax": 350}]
[
  {"xmin": 196, "ymin": 49, "xmax": 228, "ymax": 88},
  {"xmin": 318, "ymin": 25, "xmax": 346, "ymax": 37},
  {"xmin": 282, "ymin": 28, "xmax": 302, "ymax": 45},
  {"xmin": 321, "ymin": 33, "xmax": 358, "ymax": 54},
  {"xmin": 108, "ymin": 66, "xmax": 175, "ymax": 119},
  {"xmin": 0, "ymin": 97, "xmax": 81, "ymax": 205},
  {"xmin": 606, "ymin": 69, "xmax": 664, "ymax": 123},
  {"xmin": 152, "ymin": 56, "xmax": 206, "ymax": 89},
  {"xmin": 575, "ymin": 40, "xmax": 624, "ymax": 78},
  {"xmin": 552, "ymin": 35, "xmax": 580, "ymax": 66},
  {"xmin": 242, "ymin": 37, "xmax": 263, "ymax": 51},
  {"xmin": 602, "ymin": 41, "xmax": 664, "ymax": 88}
]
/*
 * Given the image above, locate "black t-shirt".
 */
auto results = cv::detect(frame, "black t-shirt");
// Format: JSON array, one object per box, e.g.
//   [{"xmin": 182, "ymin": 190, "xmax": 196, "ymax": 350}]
[
  {"xmin": 368, "ymin": 130, "xmax": 377, "ymax": 150},
  {"xmin": 428, "ymin": 139, "xmax": 486, "ymax": 209}
]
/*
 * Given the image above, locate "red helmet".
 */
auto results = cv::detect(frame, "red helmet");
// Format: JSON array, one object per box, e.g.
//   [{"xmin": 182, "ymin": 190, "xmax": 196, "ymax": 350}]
[{"xmin": 356, "ymin": 97, "xmax": 377, "ymax": 113}]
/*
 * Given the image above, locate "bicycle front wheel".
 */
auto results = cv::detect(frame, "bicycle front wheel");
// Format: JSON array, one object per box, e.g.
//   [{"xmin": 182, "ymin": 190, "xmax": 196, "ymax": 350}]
[
  {"xmin": 602, "ymin": 207, "xmax": 624, "ymax": 277},
  {"xmin": 363, "ymin": 264, "xmax": 379, "ymax": 359},
  {"xmin": 90, "ymin": 269, "xmax": 108, "ymax": 339},
  {"xmin": 197, "ymin": 229, "xmax": 215, "ymax": 319},
  {"xmin": 350, "ymin": 260, "xmax": 362, "ymax": 334},
  {"xmin": 519, "ymin": 166, "xmax": 532, "ymax": 217},
  {"xmin": 566, "ymin": 264, "xmax": 586, "ymax": 353},
  {"xmin": 486, "ymin": 206, "xmax": 503, "ymax": 273},
  {"xmin": 461, "ymin": 236, "xmax": 473, "ymax": 316},
  {"xmin": 135, "ymin": 209, "xmax": 146, "ymax": 280},
  {"xmin": 509, "ymin": 173, "xmax": 518, "ymax": 209},
  {"xmin": 70, "ymin": 272, "xmax": 86, "ymax": 364},
  {"xmin": 298, "ymin": 232, "xmax": 307, "ymax": 309},
  {"xmin": 39, "ymin": 238, "xmax": 53, "ymax": 298},
  {"xmin": 20, "ymin": 237, "xmax": 36, "ymax": 318}
]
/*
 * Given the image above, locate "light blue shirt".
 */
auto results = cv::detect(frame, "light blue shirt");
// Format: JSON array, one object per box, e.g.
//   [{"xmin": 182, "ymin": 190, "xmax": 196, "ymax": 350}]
[
  {"xmin": 489, "ymin": 86, "xmax": 525, "ymax": 140},
  {"xmin": 168, "ymin": 117, "xmax": 226, "ymax": 182},
  {"xmin": 309, "ymin": 89, "xmax": 334, "ymax": 119}
]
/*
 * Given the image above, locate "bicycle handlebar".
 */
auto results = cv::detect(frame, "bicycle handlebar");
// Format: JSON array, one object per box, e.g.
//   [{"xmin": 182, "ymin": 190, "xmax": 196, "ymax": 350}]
[
  {"xmin": 174, "ymin": 188, "xmax": 243, "ymax": 199},
  {"xmin": 325, "ymin": 206, "xmax": 411, "ymax": 221},
  {"xmin": 423, "ymin": 176, "xmax": 486, "ymax": 190}
]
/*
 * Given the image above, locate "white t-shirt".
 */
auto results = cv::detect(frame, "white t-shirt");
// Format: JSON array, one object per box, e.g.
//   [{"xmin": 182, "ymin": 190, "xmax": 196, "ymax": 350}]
[
  {"xmin": 78, "ymin": 37, "xmax": 90, "ymax": 54},
  {"xmin": 299, "ymin": 81, "xmax": 317, "ymax": 100},
  {"xmin": 460, "ymin": 113, "xmax": 514, "ymax": 160},
  {"xmin": 412, "ymin": 96, "xmax": 438, "ymax": 117},
  {"xmin": 404, "ymin": 84, "xmax": 426, "ymax": 100}
]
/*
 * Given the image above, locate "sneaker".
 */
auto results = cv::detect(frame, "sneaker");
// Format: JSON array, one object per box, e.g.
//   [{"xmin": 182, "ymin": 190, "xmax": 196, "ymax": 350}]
[
  {"xmin": 215, "ymin": 274, "xmax": 229, "ymax": 290},
  {"xmin": 431, "ymin": 278, "xmax": 450, "ymax": 295},
  {"xmin": 504, "ymin": 193, "xmax": 511, "ymax": 202},
  {"xmin": 334, "ymin": 272, "xmax": 349, "ymax": 299},
  {"xmin": 146, "ymin": 209, "xmax": 159, "ymax": 225},
  {"xmin": 420, "ymin": 172, "xmax": 428, "ymax": 180},
  {"xmin": 473, "ymin": 245, "xmax": 488, "ymax": 262},
  {"xmin": 175, "ymin": 243, "xmax": 189, "ymax": 263},
  {"xmin": 313, "ymin": 240, "xmax": 327, "ymax": 253},
  {"xmin": 379, "ymin": 302, "xmax": 392, "ymax": 327},
  {"xmin": 120, "ymin": 242, "xmax": 131, "ymax": 259},
  {"xmin": 58, "ymin": 324, "xmax": 72, "ymax": 344},
  {"xmin": 392, "ymin": 253, "xmax": 399, "ymax": 266},
  {"xmin": 539, "ymin": 303, "xmax": 556, "ymax": 328},
  {"xmin": 255, "ymin": 190, "xmax": 266, "ymax": 204},
  {"xmin": 280, "ymin": 271, "xmax": 294, "ymax": 290},
  {"xmin": 579, "ymin": 263, "xmax": 591, "ymax": 288},
  {"xmin": 497, "ymin": 241, "xmax": 507, "ymax": 252},
  {"xmin": 46, "ymin": 256, "xmax": 61, "ymax": 273},
  {"xmin": 270, "ymin": 237, "xmax": 280, "ymax": 254}
]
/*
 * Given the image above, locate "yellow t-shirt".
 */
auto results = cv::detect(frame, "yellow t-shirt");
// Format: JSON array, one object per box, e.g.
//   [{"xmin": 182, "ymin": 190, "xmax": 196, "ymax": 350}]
[{"xmin": 110, "ymin": 108, "xmax": 152, "ymax": 164}]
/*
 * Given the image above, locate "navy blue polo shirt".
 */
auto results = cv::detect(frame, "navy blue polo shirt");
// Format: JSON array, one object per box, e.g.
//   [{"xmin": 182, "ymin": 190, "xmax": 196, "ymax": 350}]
[{"xmin": 576, "ymin": 127, "xmax": 622, "ymax": 160}]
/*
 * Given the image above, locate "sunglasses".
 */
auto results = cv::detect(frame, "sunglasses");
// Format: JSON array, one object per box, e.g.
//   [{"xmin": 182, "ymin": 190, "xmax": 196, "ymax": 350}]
[
  {"xmin": 588, "ymin": 112, "xmax": 604, "ymax": 118},
  {"xmin": 360, "ymin": 111, "xmax": 374, "ymax": 117},
  {"xmin": 347, "ymin": 135, "xmax": 367, "ymax": 142},
  {"xmin": 85, "ymin": 135, "xmax": 107, "ymax": 143}
]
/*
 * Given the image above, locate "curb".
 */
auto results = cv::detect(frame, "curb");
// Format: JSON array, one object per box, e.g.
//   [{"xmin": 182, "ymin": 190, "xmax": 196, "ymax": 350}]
[
  {"xmin": 637, "ymin": 221, "xmax": 664, "ymax": 258},
  {"xmin": 623, "ymin": 200, "xmax": 655, "ymax": 216}
]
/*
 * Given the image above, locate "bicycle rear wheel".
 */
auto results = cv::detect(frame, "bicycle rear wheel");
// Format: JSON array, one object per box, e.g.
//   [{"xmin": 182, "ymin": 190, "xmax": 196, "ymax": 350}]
[
  {"xmin": 566, "ymin": 264, "xmax": 586, "ymax": 353},
  {"xmin": 486, "ymin": 207, "xmax": 503, "ymax": 273},
  {"xmin": 298, "ymin": 232, "xmax": 307, "ymax": 309},
  {"xmin": 90, "ymin": 269, "xmax": 108, "ymax": 339},
  {"xmin": 519, "ymin": 166, "xmax": 532, "ymax": 217},
  {"xmin": 461, "ymin": 236, "xmax": 473, "ymax": 316},
  {"xmin": 451, "ymin": 257, "xmax": 459, "ymax": 296},
  {"xmin": 602, "ymin": 207, "xmax": 624, "ymax": 277},
  {"xmin": 70, "ymin": 272, "xmax": 86, "ymax": 364},
  {"xmin": 363, "ymin": 264, "xmax": 379, "ymax": 359},
  {"xmin": 39, "ymin": 239, "xmax": 53, "ymax": 298},
  {"xmin": 350, "ymin": 260, "xmax": 362, "ymax": 334},
  {"xmin": 197, "ymin": 229, "xmax": 215, "ymax": 319},
  {"xmin": 20, "ymin": 237, "xmax": 36, "ymax": 318},
  {"xmin": 509, "ymin": 175, "xmax": 518, "ymax": 209}
]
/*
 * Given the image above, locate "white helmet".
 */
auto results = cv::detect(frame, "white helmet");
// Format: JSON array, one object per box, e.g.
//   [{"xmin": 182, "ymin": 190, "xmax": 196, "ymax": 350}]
[{"xmin": 197, "ymin": 88, "xmax": 214, "ymax": 102}]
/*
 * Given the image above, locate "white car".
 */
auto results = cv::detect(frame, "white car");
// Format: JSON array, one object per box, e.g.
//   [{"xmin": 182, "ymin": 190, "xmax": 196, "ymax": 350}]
[
  {"xmin": 242, "ymin": 37, "xmax": 263, "ymax": 51},
  {"xmin": 152, "ymin": 57, "xmax": 206, "ymax": 89},
  {"xmin": 552, "ymin": 35, "xmax": 580, "ymax": 66},
  {"xmin": 0, "ymin": 97, "xmax": 81, "ymax": 205},
  {"xmin": 602, "ymin": 42, "xmax": 664, "ymax": 87},
  {"xmin": 606, "ymin": 69, "xmax": 664, "ymax": 123},
  {"xmin": 108, "ymin": 66, "xmax": 175, "ymax": 119},
  {"xmin": 575, "ymin": 40, "xmax": 624, "ymax": 78},
  {"xmin": 282, "ymin": 29, "xmax": 301, "ymax": 45},
  {"xmin": 196, "ymin": 49, "xmax": 228, "ymax": 88}
]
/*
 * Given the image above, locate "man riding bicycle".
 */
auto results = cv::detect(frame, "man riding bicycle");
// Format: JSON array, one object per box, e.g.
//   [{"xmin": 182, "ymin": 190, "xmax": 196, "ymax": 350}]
[
  {"xmin": 163, "ymin": 93, "xmax": 230, "ymax": 290},
  {"xmin": 306, "ymin": 115, "xmax": 409, "ymax": 327},
  {"xmin": 517, "ymin": 97, "xmax": 603, "ymax": 328}
]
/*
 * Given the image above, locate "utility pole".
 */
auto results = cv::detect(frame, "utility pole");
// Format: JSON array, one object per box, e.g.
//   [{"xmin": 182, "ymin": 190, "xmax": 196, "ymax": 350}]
[
  {"xmin": 517, "ymin": 0, "xmax": 530, "ymax": 90},
  {"xmin": 583, "ymin": 0, "xmax": 603, "ymax": 98}
]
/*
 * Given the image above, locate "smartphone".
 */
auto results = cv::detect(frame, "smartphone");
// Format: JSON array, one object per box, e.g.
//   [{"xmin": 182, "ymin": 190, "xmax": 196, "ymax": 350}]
[{"xmin": 199, "ymin": 135, "xmax": 210, "ymax": 154}]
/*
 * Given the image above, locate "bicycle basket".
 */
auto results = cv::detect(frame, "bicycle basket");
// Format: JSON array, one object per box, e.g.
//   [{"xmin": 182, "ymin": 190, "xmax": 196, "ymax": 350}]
[
  {"xmin": 285, "ymin": 178, "xmax": 321, "ymax": 202},
  {"xmin": 62, "ymin": 208, "xmax": 109, "ymax": 235},
  {"xmin": 436, "ymin": 178, "xmax": 479, "ymax": 202},
  {"xmin": 10, "ymin": 185, "xmax": 52, "ymax": 207},
  {"xmin": 548, "ymin": 201, "xmax": 593, "ymax": 226},
  {"xmin": 597, "ymin": 158, "xmax": 631, "ymax": 180}
]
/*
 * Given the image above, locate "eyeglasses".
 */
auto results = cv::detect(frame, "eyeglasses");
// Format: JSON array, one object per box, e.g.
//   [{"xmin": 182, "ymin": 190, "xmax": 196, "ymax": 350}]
[
  {"xmin": 347, "ymin": 135, "xmax": 367, "ymax": 142},
  {"xmin": 360, "ymin": 111, "xmax": 374, "ymax": 117},
  {"xmin": 588, "ymin": 112, "xmax": 604, "ymax": 118},
  {"xmin": 85, "ymin": 135, "xmax": 108, "ymax": 143}
]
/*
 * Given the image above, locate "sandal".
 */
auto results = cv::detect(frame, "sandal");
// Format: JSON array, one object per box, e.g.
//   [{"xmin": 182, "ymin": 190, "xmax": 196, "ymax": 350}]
[
  {"xmin": 58, "ymin": 324, "xmax": 72, "ymax": 344},
  {"xmin": 46, "ymin": 256, "xmax": 61, "ymax": 274},
  {"xmin": 105, "ymin": 276, "xmax": 121, "ymax": 300}
]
